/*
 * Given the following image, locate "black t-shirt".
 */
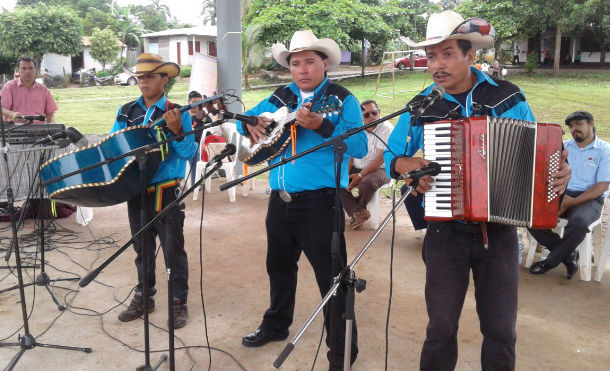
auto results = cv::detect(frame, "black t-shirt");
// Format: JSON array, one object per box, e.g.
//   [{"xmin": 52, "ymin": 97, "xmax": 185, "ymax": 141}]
[
  {"xmin": 191, "ymin": 116, "xmax": 210, "ymax": 143},
  {"xmin": 451, "ymin": 90, "xmax": 469, "ymax": 107}
]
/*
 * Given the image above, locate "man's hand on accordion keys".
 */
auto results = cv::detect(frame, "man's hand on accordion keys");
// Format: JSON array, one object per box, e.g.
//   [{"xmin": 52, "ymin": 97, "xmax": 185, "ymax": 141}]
[
  {"xmin": 394, "ymin": 157, "xmax": 435, "ymax": 195},
  {"xmin": 551, "ymin": 149, "xmax": 572, "ymax": 195}
]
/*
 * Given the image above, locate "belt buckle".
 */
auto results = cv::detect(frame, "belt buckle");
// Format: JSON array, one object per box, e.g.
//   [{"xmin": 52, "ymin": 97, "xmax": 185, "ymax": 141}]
[{"xmin": 279, "ymin": 190, "xmax": 292, "ymax": 203}]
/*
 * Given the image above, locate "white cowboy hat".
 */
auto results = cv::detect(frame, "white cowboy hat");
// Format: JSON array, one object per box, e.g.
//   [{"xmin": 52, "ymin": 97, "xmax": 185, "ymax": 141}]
[
  {"xmin": 272, "ymin": 30, "xmax": 341, "ymax": 71},
  {"xmin": 415, "ymin": 10, "xmax": 496, "ymax": 51}
]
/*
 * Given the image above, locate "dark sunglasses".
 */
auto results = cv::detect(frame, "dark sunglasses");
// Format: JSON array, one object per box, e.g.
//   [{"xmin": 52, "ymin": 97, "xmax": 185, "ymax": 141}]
[
  {"xmin": 362, "ymin": 110, "xmax": 379, "ymax": 119},
  {"xmin": 451, "ymin": 18, "xmax": 496, "ymax": 39}
]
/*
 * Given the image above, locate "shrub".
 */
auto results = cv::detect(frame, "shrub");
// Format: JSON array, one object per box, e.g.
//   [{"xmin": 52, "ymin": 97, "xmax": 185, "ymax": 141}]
[
  {"xmin": 164, "ymin": 77, "xmax": 176, "ymax": 95},
  {"xmin": 96, "ymin": 70, "xmax": 111, "ymax": 77},
  {"xmin": 180, "ymin": 65, "xmax": 191, "ymax": 77},
  {"xmin": 261, "ymin": 58, "xmax": 281, "ymax": 71},
  {"xmin": 525, "ymin": 52, "xmax": 539, "ymax": 73}
]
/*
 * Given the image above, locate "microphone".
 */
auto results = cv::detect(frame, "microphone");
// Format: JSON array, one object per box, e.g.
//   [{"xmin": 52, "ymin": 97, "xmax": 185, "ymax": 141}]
[
  {"xmin": 19, "ymin": 115, "xmax": 46, "ymax": 122},
  {"xmin": 206, "ymin": 143, "xmax": 236, "ymax": 165},
  {"xmin": 398, "ymin": 162, "xmax": 442, "ymax": 180},
  {"xmin": 33, "ymin": 127, "xmax": 87, "ymax": 147},
  {"xmin": 410, "ymin": 85, "xmax": 446, "ymax": 118},
  {"xmin": 64, "ymin": 126, "xmax": 88, "ymax": 147},
  {"xmin": 216, "ymin": 110, "xmax": 259, "ymax": 126}
]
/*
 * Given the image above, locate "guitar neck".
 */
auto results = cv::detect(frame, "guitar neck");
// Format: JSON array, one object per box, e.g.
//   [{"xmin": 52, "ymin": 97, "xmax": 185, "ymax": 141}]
[{"xmin": 147, "ymin": 94, "xmax": 223, "ymax": 128}]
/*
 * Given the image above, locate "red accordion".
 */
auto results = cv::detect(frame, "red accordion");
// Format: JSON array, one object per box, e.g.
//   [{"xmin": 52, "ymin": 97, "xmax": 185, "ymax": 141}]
[{"xmin": 423, "ymin": 116, "xmax": 563, "ymax": 228}]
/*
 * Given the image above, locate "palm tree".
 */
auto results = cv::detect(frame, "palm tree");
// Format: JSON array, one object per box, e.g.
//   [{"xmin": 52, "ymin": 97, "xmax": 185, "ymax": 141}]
[
  {"xmin": 242, "ymin": 23, "xmax": 266, "ymax": 90},
  {"xmin": 201, "ymin": 0, "xmax": 216, "ymax": 26},
  {"xmin": 109, "ymin": 2, "xmax": 145, "ymax": 60},
  {"xmin": 150, "ymin": 0, "xmax": 171, "ymax": 21}
]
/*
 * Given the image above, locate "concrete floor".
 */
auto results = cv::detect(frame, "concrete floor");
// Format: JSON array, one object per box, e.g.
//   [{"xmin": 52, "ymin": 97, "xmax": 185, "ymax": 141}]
[{"xmin": 0, "ymin": 178, "xmax": 608, "ymax": 371}]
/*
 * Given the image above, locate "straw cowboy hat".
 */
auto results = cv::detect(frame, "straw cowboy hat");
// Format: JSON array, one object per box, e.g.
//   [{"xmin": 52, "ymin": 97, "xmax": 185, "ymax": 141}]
[
  {"xmin": 415, "ymin": 10, "xmax": 496, "ymax": 51},
  {"xmin": 272, "ymin": 30, "xmax": 341, "ymax": 71},
  {"xmin": 129, "ymin": 53, "xmax": 180, "ymax": 78}
]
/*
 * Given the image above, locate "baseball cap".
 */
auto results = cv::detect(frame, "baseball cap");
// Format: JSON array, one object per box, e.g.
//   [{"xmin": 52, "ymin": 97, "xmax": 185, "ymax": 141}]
[{"xmin": 565, "ymin": 110, "xmax": 594, "ymax": 124}]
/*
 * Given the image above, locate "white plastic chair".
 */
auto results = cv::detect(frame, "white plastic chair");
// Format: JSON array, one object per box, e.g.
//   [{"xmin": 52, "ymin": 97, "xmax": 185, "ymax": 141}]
[
  {"xmin": 524, "ymin": 199, "xmax": 607, "ymax": 281},
  {"xmin": 594, "ymin": 223, "xmax": 610, "ymax": 282},
  {"xmin": 192, "ymin": 127, "xmax": 240, "ymax": 202},
  {"xmin": 363, "ymin": 180, "xmax": 394, "ymax": 230}
]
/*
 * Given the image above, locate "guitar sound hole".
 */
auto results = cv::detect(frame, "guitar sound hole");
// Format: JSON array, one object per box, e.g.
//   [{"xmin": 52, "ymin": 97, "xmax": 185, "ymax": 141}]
[{"xmin": 265, "ymin": 121, "xmax": 277, "ymax": 135}]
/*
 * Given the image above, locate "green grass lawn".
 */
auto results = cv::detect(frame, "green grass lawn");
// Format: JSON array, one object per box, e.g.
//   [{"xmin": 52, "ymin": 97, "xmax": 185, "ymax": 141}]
[{"xmin": 54, "ymin": 70, "xmax": 610, "ymax": 142}]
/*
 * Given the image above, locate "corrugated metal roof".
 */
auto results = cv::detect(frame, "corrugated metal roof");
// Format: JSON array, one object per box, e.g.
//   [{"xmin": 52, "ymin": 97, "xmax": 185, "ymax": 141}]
[{"xmin": 142, "ymin": 26, "xmax": 217, "ymax": 38}]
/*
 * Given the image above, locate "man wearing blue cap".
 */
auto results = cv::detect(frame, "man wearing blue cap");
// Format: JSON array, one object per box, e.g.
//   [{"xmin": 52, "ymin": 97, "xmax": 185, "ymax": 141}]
[{"xmin": 529, "ymin": 111, "xmax": 610, "ymax": 278}]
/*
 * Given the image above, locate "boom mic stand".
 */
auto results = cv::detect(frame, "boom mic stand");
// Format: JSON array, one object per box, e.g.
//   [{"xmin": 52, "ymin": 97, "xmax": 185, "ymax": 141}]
[
  {"xmin": 79, "ymin": 152, "xmax": 226, "ymax": 371},
  {"xmin": 39, "ymin": 105, "xmax": 228, "ymax": 371},
  {"xmin": 220, "ymin": 102, "xmax": 432, "ymax": 370},
  {"xmin": 0, "ymin": 126, "xmax": 79, "ymax": 308},
  {"xmin": 273, "ymin": 182, "xmax": 418, "ymax": 369},
  {"xmin": 0, "ymin": 101, "xmax": 91, "ymax": 371}
]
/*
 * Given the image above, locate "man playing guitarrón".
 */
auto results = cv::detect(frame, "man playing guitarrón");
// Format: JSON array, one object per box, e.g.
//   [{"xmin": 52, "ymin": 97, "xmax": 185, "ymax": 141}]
[
  {"xmin": 111, "ymin": 53, "xmax": 195, "ymax": 329},
  {"xmin": 236, "ymin": 30, "xmax": 367, "ymax": 371}
]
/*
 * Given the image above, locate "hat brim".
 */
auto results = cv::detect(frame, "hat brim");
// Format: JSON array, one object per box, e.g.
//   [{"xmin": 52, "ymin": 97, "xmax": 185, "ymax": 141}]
[
  {"xmin": 272, "ymin": 38, "xmax": 341, "ymax": 71},
  {"xmin": 129, "ymin": 62, "xmax": 180, "ymax": 79},
  {"xmin": 414, "ymin": 33, "xmax": 495, "ymax": 51}
]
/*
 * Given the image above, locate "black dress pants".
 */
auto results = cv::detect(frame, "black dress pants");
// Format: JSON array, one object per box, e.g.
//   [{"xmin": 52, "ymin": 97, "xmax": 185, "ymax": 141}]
[
  {"xmin": 528, "ymin": 190, "xmax": 605, "ymax": 267},
  {"xmin": 262, "ymin": 189, "xmax": 358, "ymax": 370},
  {"xmin": 126, "ymin": 182, "xmax": 188, "ymax": 301},
  {"xmin": 421, "ymin": 221, "xmax": 519, "ymax": 371}
]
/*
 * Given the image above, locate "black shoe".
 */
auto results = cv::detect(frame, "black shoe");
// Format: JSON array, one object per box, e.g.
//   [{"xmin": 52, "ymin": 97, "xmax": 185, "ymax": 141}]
[
  {"xmin": 241, "ymin": 327, "xmax": 288, "ymax": 347},
  {"xmin": 171, "ymin": 298, "xmax": 188, "ymax": 329},
  {"xmin": 563, "ymin": 251, "xmax": 579, "ymax": 280},
  {"xmin": 118, "ymin": 294, "xmax": 155, "ymax": 322},
  {"xmin": 529, "ymin": 260, "xmax": 554, "ymax": 275}
]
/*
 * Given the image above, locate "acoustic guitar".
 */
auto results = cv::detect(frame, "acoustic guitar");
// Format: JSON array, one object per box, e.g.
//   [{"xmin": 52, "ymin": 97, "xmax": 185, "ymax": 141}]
[{"xmin": 238, "ymin": 95, "xmax": 342, "ymax": 166}]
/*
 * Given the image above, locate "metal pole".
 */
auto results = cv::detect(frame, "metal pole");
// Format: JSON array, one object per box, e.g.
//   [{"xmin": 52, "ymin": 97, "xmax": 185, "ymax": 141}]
[{"xmin": 216, "ymin": 0, "xmax": 243, "ymax": 176}]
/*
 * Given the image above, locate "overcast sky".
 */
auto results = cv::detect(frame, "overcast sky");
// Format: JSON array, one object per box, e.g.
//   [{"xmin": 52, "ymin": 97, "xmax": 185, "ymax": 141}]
[{"xmin": 0, "ymin": 0, "xmax": 205, "ymax": 26}]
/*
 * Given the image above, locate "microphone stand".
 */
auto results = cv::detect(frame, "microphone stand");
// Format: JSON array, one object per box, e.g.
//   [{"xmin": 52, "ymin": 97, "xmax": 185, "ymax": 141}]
[
  {"xmin": 219, "ymin": 104, "xmax": 425, "ymax": 370},
  {"xmin": 0, "ymin": 140, "xmax": 79, "ymax": 308},
  {"xmin": 39, "ymin": 118, "xmax": 227, "ymax": 371},
  {"xmin": 0, "ymin": 100, "xmax": 91, "ymax": 371},
  {"xmin": 273, "ymin": 183, "xmax": 417, "ymax": 369}
]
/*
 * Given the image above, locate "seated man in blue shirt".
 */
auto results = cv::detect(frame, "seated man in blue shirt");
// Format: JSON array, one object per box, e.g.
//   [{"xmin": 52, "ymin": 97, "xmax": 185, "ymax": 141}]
[
  {"xmin": 111, "ymin": 53, "xmax": 195, "ymax": 329},
  {"xmin": 236, "ymin": 30, "xmax": 367, "ymax": 371},
  {"xmin": 529, "ymin": 111, "xmax": 610, "ymax": 278}
]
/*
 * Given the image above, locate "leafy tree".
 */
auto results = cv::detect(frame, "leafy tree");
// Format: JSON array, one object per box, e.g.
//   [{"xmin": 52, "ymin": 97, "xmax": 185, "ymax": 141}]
[
  {"xmin": 457, "ymin": 0, "xmax": 526, "ymax": 62},
  {"xmin": 242, "ymin": 23, "xmax": 266, "ymax": 90},
  {"xmin": 83, "ymin": 7, "xmax": 115, "ymax": 35},
  {"xmin": 133, "ymin": 5, "xmax": 168, "ymax": 32},
  {"xmin": 90, "ymin": 27, "xmax": 120, "ymax": 70},
  {"xmin": 17, "ymin": 0, "xmax": 111, "ymax": 16},
  {"xmin": 576, "ymin": 0, "xmax": 610, "ymax": 65},
  {"xmin": 0, "ymin": 4, "xmax": 82, "ymax": 65}
]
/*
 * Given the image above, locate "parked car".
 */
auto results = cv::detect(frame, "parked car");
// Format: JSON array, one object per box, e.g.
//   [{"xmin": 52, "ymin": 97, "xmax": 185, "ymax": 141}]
[
  {"xmin": 114, "ymin": 69, "xmax": 137, "ymax": 86},
  {"xmin": 394, "ymin": 50, "xmax": 427, "ymax": 69}
]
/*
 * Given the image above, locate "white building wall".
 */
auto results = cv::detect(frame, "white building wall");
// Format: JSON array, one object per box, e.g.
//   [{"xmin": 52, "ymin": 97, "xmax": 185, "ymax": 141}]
[
  {"xmin": 40, "ymin": 53, "xmax": 71, "ymax": 77},
  {"xmin": 83, "ymin": 47, "xmax": 124, "ymax": 71}
]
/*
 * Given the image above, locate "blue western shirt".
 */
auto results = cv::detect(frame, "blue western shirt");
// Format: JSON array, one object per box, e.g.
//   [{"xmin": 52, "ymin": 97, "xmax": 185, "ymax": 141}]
[
  {"xmin": 384, "ymin": 67, "xmax": 535, "ymax": 177},
  {"xmin": 237, "ymin": 77, "xmax": 368, "ymax": 192},
  {"xmin": 110, "ymin": 95, "xmax": 195, "ymax": 184}
]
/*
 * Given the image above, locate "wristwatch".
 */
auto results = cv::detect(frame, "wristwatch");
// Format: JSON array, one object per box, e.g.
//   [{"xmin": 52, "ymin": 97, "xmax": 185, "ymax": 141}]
[{"xmin": 357, "ymin": 172, "xmax": 363, "ymax": 179}]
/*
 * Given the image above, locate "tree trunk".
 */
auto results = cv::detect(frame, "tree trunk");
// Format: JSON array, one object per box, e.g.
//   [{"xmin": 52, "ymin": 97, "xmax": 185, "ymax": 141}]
[
  {"xmin": 361, "ymin": 39, "xmax": 366, "ymax": 78},
  {"xmin": 553, "ymin": 24, "xmax": 561, "ymax": 77},
  {"xmin": 600, "ymin": 33, "xmax": 607, "ymax": 65},
  {"xmin": 244, "ymin": 72, "xmax": 250, "ymax": 90}
]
